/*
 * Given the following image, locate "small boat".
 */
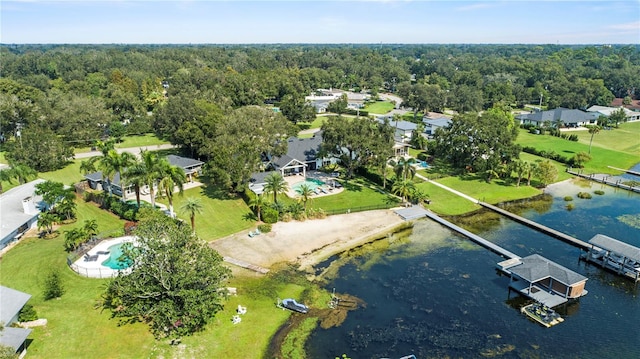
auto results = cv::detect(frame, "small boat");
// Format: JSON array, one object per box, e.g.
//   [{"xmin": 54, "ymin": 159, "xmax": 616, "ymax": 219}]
[
  {"xmin": 281, "ymin": 298, "xmax": 309, "ymax": 314},
  {"xmin": 521, "ymin": 302, "xmax": 564, "ymax": 328}
]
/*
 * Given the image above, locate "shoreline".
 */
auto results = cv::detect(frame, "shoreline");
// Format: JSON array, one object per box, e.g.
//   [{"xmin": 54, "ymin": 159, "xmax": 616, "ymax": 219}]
[{"xmin": 209, "ymin": 209, "xmax": 407, "ymax": 273}]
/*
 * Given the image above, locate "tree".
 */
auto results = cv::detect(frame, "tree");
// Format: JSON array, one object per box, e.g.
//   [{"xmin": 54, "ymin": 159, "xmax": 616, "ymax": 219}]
[
  {"xmin": 320, "ymin": 116, "xmax": 394, "ymax": 178},
  {"xmin": 535, "ymin": 160, "xmax": 558, "ymax": 187},
  {"xmin": 10, "ymin": 164, "xmax": 37, "ymax": 184},
  {"xmin": 263, "ymin": 172, "xmax": 288, "ymax": 204},
  {"xmin": 296, "ymin": 183, "xmax": 314, "ymax": 211},
  {"xmin": 102, "ymin": 213, "xmax": 231, "ymax": 339},
  {"xmin": 571, "ymin": 151, "xmax": 592, "ymax": 168},
  {"xmin": 392, "ymin": 178, "xmax": 416, "ymax": 203},
  {"xmin": 180, "ymin": 197, "xmax": 203, "ymax": 234},
  {"xmin": 139, "ymin": 150, "xmax": 163, "ymax": 208},
  {"xmin": 587, "ymin": 125, "xmax": 600, "ymax": 154},
  {"xmin": 248, "ymin": 194, "xmax": 269, "ymax": 222},
  {"xmin": 0, "ymin": 168, "xmax": 15, "ymax": 194},
  {"xmin": 43, "ymin": 270, "xmax": 64, "ymax": 300},
  {"xmin": 122, "ymin": 159, "xmax": 147, "ymax": 209},
  {"xmin": 280, "ymin": 94, "xmax": 316, "ymax": 124},
  {"xmin": 608, "ymin": 108, "xmax": 626, "ymax": 128},
  {"xmin": 35, "ymin": 180, "xmax": 66, "ymax": 211},
  {"xmin": 64, "ymin": 228, "xmax": 86, "ymax": 252},
  {"xmin": 37, "ymin": 211, "xmax": 58, "ymax": 236},
  {"xmin": 511, "ymin": 160, "xmax": 527, "ymax": 187},
  {"xmin": 327, "ymin": 94, "xmax": 348, "ymax": 115},
  {"xmin": 5, "ymin": 124, "xmax": 72, "ymax": 172},
  {"xmin": 525, "ymin": 161, "xmax": 537, "ymax": 187},
  {"xmin": 157, "ymin": 159, "xmax": 186, "ymax": 217},
  {"xmin": 391, "ymin": 157, "xmax": 416, "ymax": 181},
  {"xmin": 102, "ymin": 150, "xmax": 137, "ymax": 200}
]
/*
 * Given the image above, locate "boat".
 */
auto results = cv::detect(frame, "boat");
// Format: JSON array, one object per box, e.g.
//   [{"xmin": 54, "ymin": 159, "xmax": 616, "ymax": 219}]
[
  {"xmin": 521, "ymin": 302, "xmax": 564, "ymax": 328},
  {"xmin": 281, "ymin": 298, "xmax": 309, "ymax": 314}
]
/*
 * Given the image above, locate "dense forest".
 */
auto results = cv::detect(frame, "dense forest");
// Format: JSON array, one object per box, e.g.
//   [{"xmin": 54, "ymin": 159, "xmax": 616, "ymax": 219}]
[{"xmin": 1, "ymin": 44, "xmax": 639, "ymax": 177}]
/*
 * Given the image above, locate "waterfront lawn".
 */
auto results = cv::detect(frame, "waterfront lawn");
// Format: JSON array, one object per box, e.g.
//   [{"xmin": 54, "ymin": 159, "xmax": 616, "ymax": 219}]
[
  {"xmin": 363, "ymin": 101, "xmax": 395, "ymax": 114},
  {"xmin": 307, "ymin": 179, "xmax": 400, "ymax": 212},
  {"xmin": 434, "ymin": 175, "xmax": 542, "ymax": 205},
  {"xmin": 161, "ymin": 184, "xmax": 254, "ymax": 240},
  {"xmin": 517, "ymin": 129, "xmax": 639, "ymax": 173},
  {"xmin": 416, "ymin": 182, "xmax": 481, "ymax": 216},
  {"xmin": 572, "ymin": 121, "xmax": 640, "ymax": 155}
]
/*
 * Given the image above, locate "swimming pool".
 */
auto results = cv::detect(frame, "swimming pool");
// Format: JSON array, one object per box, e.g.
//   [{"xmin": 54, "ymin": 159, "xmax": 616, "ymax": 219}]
[
  {"xmin": 292, "ymin": 178, "xmax": 325, "ymax": 193},
  {"xmin": 101, "ymin": 242, "xmax": 133, "ymax": 270}
]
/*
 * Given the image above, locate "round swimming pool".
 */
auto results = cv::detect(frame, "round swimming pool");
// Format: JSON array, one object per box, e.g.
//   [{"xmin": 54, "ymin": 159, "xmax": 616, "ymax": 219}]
[{"xmin": 101, "ymin": 243, "xmax": 133, "ymax": 270}]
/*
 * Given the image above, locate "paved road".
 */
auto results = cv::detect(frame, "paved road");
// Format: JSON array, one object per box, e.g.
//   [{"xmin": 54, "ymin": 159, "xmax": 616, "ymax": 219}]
[{"xmin": 74, "ymin": 143, "xmax": 177, "ymax": 159}]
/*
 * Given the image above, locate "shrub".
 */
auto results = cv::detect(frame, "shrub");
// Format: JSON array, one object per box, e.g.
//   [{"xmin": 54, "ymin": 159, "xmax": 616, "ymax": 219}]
[
  {"xmin": 262, "ymin": 207, "xmax": 279, "ymax": 224},
  {"xmin": 577, "ymin": 192, "xmax": 592, "ymax": 199},
  {"xmin": 280, "ymin": 213, "xmax": 293, "ymax": 222},
  {"xmin": 43, "ymin": 270, "xmax": 64, "ymax": 300},
  {"xmin": 566, "ymin": 203, "xmax": 575, "ymax": 211},
  {"xmin": 257, "ymin": 223, "xmax": 272, "ymax": 233},
  {"xmin": 563, "ymin": 196, "xmax": 573, "ymax": 201},
  {"xmin": 18, "ymin": 304, "xmax": 38, "ymax": 322},
  {"xmin": 594, "ymin": 190, "xmax": 605, "ymax": 195}
]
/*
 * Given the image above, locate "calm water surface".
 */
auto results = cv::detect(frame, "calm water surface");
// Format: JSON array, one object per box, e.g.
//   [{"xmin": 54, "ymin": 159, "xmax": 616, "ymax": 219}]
[{"xmin": 307, "ymin": 179, "xmax": 640, "ymax": 359}]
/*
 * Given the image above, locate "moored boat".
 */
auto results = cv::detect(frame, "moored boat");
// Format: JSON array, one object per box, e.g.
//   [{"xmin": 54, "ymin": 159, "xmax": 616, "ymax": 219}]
[
  {"xmin": 281, "ymin": 298, "xmax": 309, "ymax": 313},
  {"xmin": 521, "ymin": 302, "xmax": 564, "ymax": 328}
]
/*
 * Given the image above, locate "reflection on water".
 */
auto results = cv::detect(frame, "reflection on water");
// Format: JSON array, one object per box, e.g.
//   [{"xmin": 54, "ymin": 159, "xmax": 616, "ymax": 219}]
[{"xmin": 307, "ymin": 179, "xmax": 640, "ymax": 359}]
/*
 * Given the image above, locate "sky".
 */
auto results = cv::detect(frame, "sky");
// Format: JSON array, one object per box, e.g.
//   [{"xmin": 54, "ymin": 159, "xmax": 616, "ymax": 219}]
[{"xmin": 1, "ymin": 1, "xmax": 639, "ymax": 44}]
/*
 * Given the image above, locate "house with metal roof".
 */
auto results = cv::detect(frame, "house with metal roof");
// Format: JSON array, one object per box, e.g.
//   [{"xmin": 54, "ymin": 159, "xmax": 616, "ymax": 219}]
[
  {"xmin": 505, "ymin": 254, "xmax": 588, "ymax": 307},
  {"xmin": 0, "ymin": 179, "xmax": 45, "ymax": 251},
  {"xmin": 423, "ymin": 117, "xmax": 452, "ymax": 136},
  {"xmin": 586, "ymin": 105, "xmax": 640, "ymax": 122},
  {"xmin": 516, "ymin": 108, "xmax": 599, "ymax": 128},
  {"xmin": 84, "ymin": 155, "xmax": 204, "ymax": 197},
  {"xmin": 583, "ymin": 234, "xmax": 640, "ymax": 282},
  {"xmin": 0, "ymin": 286, "xmax": 32, "ymax": 358}
]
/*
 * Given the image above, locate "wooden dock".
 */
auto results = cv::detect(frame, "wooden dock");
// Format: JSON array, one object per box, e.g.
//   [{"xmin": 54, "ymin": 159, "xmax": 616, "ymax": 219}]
[
  {"xmin": 223, "ymin": 256, "xmax": 269, "ymax": 274},
  {"xmin": 422, "ymin": 210, "xmax": 520, "ymax": 260},
  {"xmin": 567, "ymin": 169, "xmax": 640, "ymax": 193},
  {"xmin": 479, "ymin": 202, "xmax": 591, "ymax": 251}
]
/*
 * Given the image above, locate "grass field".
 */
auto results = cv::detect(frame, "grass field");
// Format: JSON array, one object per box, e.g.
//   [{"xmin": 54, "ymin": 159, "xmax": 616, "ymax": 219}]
[
  {"xmin": 516, "ymin": 124, "xmax": 640, "ymax": 174},
  {"xmin": 571, "ymin": 121, "xmax": 640, "ymax": 155},
  {"xmin": 363, "ymin": 101, "xmax": 395, "ymax": 114},
  {"xmin": 73, "ymin": 134, "xmax": 169, "ymax": 153},
  {"xmin": 296, "ymin": 116, "xmax": 327, "ymax": 131}
]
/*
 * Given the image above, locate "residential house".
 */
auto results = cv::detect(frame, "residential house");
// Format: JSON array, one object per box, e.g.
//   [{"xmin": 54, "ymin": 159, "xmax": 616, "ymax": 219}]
[
  {"xmin": 84, "ymin": 155, "xmax": 204, "ymax": 197},
  {"xmin": 586, "ymin": 105, "xmax": 640, "ymax": 123},
  {"xmin": 376, "ymin": 117, "xmax": 418, "ymax": 143},
  {"xmin": 516, "ymin": 108, "xmax": 599, "ymax": 128},
  {"xmin": 610, "ymin": 97, "xmax": 640, "ymax": 112},
  {"xmin": 0, "ymin": 286, "xmax": 32, "ymax": 359},
  {"xmin": 423, "ymin": 116, "xmax": 452, "ymax": 136},
  {"xmin": 305, "ymin": 89, "xmax": 370, "ymax": 113},
  {"xmin": 249, "ymin": 132, "xmax": 338, "ymax": 195},
  {"xmin": 0, "ymin": 179, "xmax": 45, "ymax": 251}
]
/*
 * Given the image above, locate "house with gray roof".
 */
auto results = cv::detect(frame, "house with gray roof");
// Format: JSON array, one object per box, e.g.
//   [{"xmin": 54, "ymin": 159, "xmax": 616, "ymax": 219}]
[
  {"xmin": 506, "ymin": 254, "xmax": 588, "ymax": 307},
  {"xmin": 84, "ymin": 155, "xmax": 204, "ymax": 197},
  {"xmin": 423, "ymin": 117, "xmax": 452, "ymax": 136},
  {"xmin": 0, "ymin": 286, "xmax": 32, "ymax": 358},
  {"xmin": 0, "ymin": 179, "xmax": 45, "ymax": 251},
  {"xmin": 516, "ymin": 108, "xmax": 599, "ymax": 128},
  {"xmin": 375, "ymin": 117, "xmax": 418, "ymax": 143},
  {"xmin": 586, "ymin": 105, "xmax": 640, "ymax": 122}
]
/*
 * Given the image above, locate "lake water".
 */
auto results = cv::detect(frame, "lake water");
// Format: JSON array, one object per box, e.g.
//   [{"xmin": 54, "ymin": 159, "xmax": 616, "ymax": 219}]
[{"xmin": 307, "ymin": 179, "xmax": 640, "ymax": 359}]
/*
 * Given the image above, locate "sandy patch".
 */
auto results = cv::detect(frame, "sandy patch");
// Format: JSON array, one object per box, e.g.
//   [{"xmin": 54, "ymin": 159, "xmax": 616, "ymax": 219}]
[{"xmin": 210, "ymin": 209, "xmax": 406, "ymax": 272}]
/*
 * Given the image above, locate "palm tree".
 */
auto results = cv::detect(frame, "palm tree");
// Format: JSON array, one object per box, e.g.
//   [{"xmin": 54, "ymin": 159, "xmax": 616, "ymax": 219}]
[
  {"xmin": 83, "ymin": 219, "xmax": 99, "ymax": 238},
  {"xmin": 180, "ymin": 197, "xmax": 203, "ymax": 234},
  {"xmin": 38, "ymin": 211, "xmax": 58, "ymax": 236},
  {"xmin": 122, "ymin": 160, "xmax": 147, "ymax": 208},
  {"xmin": 101, "ymin": 150, "xmax": 136, "ymax": 200},
  {"xmin": 11, "ymin": 164, "xmax": 37, "ymax": 184},
  {"xmin": 139, "ymin": 150, "xmax": 163, "ymax": 208},
  {"xmin": 296, "ymin": 183, "xmax": 314, "ymax": 211},
  {"xmin": 55, "ymin": 189, "xmax": 77, "ymax": 221},
  {"xmin": 157, "ymin": 159, "xmax": 187, "ymax": 217},
  {"xmin": 392, "ymin": 178, "xmax": 416, "ymax": 203},
  {"xmin": 511, "ymin": 160, "xmax": 527, "ymax": 187},
  {"xmin": 525, "ymin": 162, "xmax": 537, "ymax": 187},
  {"xmin": 248, "ymin": 194, "xmax": 269, "ymax": 222},
  {"xmin": 263, "ymin": 172, "xmax": 288, "ymax": 204},
  {"xmin": 391, "ymin": 157, "xmax": 416, "ymax": 181},
  {"xmin": 587, "ymin": 125, "xmax": 600, "ymax": 154}
]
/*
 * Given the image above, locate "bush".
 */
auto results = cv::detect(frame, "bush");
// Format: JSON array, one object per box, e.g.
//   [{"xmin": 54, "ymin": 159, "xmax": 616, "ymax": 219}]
[
  {"xmin": 594, "ymin": 190, "xmax": 605, "ymax": 195},
  {"xmin": 18, "ymin": 304, "xmax": 38, "ymax": 322},
  {"xmin": 43, "ymin": 270, "xmax": 64, "ymax": 300},
  {"xmin": 280, "ymin": 213, "xmax": 293, "ymax": 222},
  {"xmin": 577, "ymin": 192, "xmax": 592, "ymax": 199},
  {"xmin": 563, "ymin": 196, "xmax": 573, "ymax": 201},
  {"xmin": 566, "ymin": 203, "xmax": 575, "ymax": 211},
  {"xmin": 262, "ymin": 207, "xmax": 279, "ymax": 224},
  {"xmin": 257, "ymin": 223, "xmax": 272, "ymax": 233}
]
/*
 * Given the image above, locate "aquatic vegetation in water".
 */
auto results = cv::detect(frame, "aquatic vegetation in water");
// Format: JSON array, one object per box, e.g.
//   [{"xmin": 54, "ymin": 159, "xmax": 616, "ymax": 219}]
[
  {"xmin": 566, "ymin": 203, "xmax": 575, "ymax": 211},
  {"xmin": 617, "ymin": 214, "xmax": 640, "ymax": 229},
  {"xmin": 577, "ymin": 192, "xmax": 592, "ymax": 199},
  {"xmin": 594, "ymin": 190, "xmax": 605, "ymax": 195},
  {"xmin": 564, "ymin": 196, "xmax": 573, "ymax": 201}
]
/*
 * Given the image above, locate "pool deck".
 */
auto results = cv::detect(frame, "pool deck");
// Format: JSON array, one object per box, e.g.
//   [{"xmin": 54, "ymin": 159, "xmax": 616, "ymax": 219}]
[
  {"xmin": 284, "ymin": 171, "xmax": 345, "ymax": 198},
  {"xmin": 70, "ymin": 236, "xmax": 135, "ymax": 278}
]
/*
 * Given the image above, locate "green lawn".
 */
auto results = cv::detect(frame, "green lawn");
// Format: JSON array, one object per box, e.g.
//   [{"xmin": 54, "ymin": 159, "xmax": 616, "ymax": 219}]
[
  {"xmin": 416, "ymin": 181, "xmax": 481, "ymax": 216},
  {"xmin": 434, "ymin": 175, "xmax": 542, "ymax": 204},
  {"xmin": 516, "ymin": 127, "xmax": 639, "ymax": 174},
  {"xmin": 363, "ymin": 101, "xmax": 395, "ymax": 114},
  {"xmin": 296, "ymin": 116, "xmax": 327, "ymax": 131},
  {"xmin": 571, "ymin": 121, "xmax": 640, "ymax": 155},
  {"xmin": 74, "ymin": 134, "xmax": 169, "ymax": 153}
]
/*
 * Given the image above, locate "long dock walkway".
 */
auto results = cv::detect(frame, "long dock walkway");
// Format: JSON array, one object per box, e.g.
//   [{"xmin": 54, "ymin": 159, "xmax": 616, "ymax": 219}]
[
  {"xmin": 607, "ymin": 166, "xmax": 640, "ymax": 178},
  {"xmin": 223, "ymin": 256, "xmax": 270, "ymax": 274},
  {"xmin": 422, "ymin": 210, "xmax": 520, "ymax": 260},
  {"xmin": 479, "ymin": 202, "xmax": 591, "ymax": 251},
  {"xmin": 567, "ymin": 169, "xmax": 640, "ymax": 193}
]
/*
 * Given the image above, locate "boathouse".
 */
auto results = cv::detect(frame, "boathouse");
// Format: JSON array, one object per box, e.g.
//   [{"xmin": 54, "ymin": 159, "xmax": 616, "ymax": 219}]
[
  {"xmin": 503, "ymin": 254, "xmax": 588, "ymax": 307},
  {"xmin": 584, "ymin": 234, "xmax": 640, "ymax": 282}
]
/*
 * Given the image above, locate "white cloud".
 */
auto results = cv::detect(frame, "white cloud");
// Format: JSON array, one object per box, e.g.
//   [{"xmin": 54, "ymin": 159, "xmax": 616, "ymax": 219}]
[
  {"xmin": 607, "ymin": 21, "xmax": 640, "ymax": 31},
  {"xmin": 455, "ymin": 2, "xmax": 494, "ymax": 12}
]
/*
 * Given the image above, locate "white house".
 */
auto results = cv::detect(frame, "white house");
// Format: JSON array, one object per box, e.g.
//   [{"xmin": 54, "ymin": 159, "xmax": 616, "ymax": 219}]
[
  {"xmin": 0, "ymin": 286, "xmax": 32, "ymax": 359},
  {"xmin": 586, "ymin": 105, "xmax": 640, "ymax": 122},
  {"xmin": 0, "ymin": 179, "xmax": 45, "ymax": 251},
  {"xmin": 516, "ymin": 108, "xmax": 599, "ymax": 128}
]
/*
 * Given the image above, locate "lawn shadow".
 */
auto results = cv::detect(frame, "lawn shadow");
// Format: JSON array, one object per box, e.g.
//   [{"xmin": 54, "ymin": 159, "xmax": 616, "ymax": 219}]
[{"xmin": 198, "ymin": 176, "xmax": 241, "ymax": 201}]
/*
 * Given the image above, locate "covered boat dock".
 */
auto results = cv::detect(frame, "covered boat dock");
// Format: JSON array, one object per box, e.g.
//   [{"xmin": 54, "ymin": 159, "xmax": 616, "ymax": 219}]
[
  {"xmin": 501, "ymin": 254, "xmax": 588, "ymax": 308},
  {"xmin": 582, "ymin": 234, "xmax": 640, "ymax": 282}
]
